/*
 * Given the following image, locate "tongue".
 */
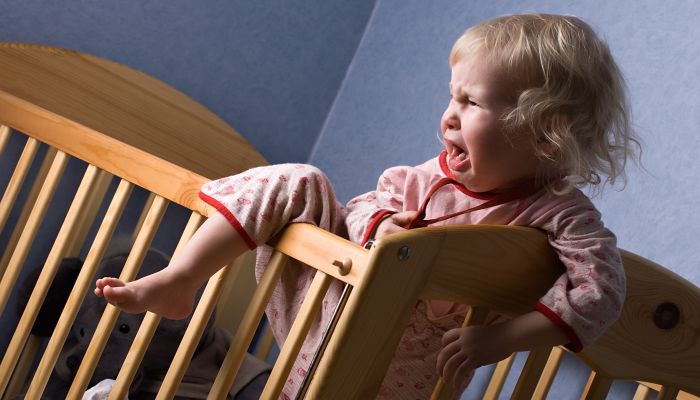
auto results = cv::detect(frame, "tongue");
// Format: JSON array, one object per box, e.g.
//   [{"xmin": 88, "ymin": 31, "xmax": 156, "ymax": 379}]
[{"xmin": 449, "ymin": 151, "xmax": 469, "ymax": 171}]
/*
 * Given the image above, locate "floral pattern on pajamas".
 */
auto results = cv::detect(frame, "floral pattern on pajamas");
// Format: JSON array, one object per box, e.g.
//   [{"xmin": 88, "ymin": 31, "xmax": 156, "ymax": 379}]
[{"xmin": 199, "ymin": 152, "xmax": 625, "ymax": 399}]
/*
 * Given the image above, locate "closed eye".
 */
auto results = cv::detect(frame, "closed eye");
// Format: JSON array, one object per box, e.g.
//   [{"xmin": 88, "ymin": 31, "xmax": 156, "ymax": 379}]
[{"xmin": 452, "ymin": 95, "xmax": 478, "ymax": 107}]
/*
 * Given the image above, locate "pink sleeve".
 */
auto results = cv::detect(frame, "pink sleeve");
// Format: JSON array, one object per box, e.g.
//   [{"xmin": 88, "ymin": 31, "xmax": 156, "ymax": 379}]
[
  {"xmin": 344, "ymin": 166, "xmax": 409, "ymax": 244},
  {"xmin": 536, "ymin": 203, "xmax": 626, "ymax": 351}
]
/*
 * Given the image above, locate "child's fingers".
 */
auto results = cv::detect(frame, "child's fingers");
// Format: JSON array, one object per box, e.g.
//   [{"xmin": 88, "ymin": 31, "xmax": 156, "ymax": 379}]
[
  {"xmin": 435, "ymin": 339, "xmax": 460, "ymax": 375},
  {"xmin": 391, "ymin": 211, "xmax": 419, "ymax": 227},
  {"xmin": 441, "ymin": 327, "xmax": 460, "ymax": 345},
  {"xmin": 441, "ymin": 350, "xmax": 467, "ymax": 386}
]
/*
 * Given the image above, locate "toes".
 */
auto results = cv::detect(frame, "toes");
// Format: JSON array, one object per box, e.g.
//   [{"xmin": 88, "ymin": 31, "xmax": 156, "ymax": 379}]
[
  {"xmin": 98, "ymin": 277, "xmax": 125, "ymax": 288},
  {"xmin": 102, "ymin": 284, "xmax": 130, "ymax": 304}
]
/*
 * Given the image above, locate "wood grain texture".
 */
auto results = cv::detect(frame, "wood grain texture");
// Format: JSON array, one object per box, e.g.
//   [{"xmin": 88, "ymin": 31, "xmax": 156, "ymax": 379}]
[
  {"xmin": 0, "ymin": 43, "xmax": 267, "ymax": 215},
  {"xmin": 418, "ymin": 224, "xmax": 561, "ymax": 315},
  {"xmin": 304, "ymin": 228, "xmax": 444, "ymax": 398},
  {"xmin": 579, "ymin": 250, "xmax": 700, "ymax": 395},
  {"xmin": 0, "ymin": 43, "xmax": 266, "ymax": 178},
  {"xmin": 271, "ymin": 223, "xmax": 370, "ymax": 287}
]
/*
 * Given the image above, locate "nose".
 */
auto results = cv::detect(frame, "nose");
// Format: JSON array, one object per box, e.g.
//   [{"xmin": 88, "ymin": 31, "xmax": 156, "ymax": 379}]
[{"xmin": 441, "ymin": 106, "xmax": 459, "ymax": 133}]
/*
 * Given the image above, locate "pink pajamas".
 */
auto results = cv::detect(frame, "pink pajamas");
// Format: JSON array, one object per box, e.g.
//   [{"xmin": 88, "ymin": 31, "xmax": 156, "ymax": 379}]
[{"xmin": 199, "ymin": 153, "xmax": 625, "ymax": 399}]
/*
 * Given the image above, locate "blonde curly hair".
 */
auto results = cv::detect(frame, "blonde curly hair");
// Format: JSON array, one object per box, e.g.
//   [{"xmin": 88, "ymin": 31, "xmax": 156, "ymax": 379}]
[{"xmin": 450, "ymin": 13, "xmax": 640, "ymax": 193}]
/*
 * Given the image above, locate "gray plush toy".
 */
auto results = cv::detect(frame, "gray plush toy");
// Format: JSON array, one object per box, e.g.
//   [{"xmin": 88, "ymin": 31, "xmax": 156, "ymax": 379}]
[{"xmin": 16, "ymin": 239, "xmax": 269, "ymax": 399}]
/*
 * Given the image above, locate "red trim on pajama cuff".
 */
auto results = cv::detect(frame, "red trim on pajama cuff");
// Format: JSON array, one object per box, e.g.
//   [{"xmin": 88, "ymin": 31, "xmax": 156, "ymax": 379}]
[
  {"xmin": 361, "ymin": 209, "xmax": 397, "ymax": 246},
  {"xmin": 534, "ymin": 302, "xmax": 584, "ymax": 352},
  {"xmin": 198, "ymin": 191, "xmax": 257, "ymax": 250}
]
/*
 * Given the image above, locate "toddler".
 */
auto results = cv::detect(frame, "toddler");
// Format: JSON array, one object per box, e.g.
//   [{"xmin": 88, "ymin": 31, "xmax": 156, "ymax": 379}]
[{"xmin": 96, "ymin": 13, "xmax": 638, "ymax": 399}]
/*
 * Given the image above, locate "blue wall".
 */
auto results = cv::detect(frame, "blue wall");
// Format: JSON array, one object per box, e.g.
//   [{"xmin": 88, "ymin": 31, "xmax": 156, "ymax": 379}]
[{"xmin": 0, "ymin": 0, "xmax": 376, "ymax": 164}]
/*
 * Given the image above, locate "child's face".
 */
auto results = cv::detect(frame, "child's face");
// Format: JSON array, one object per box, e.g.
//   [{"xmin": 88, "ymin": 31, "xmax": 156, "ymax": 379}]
[{"xmin": 441, "ymin": 55, "xmax": 542, "ymax": 193}]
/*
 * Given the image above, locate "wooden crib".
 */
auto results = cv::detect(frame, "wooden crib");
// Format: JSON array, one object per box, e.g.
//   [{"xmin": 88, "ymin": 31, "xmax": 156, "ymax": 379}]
[{"xmin": 0, "ymin": 44, "xmax": 698, "ymax": 400}]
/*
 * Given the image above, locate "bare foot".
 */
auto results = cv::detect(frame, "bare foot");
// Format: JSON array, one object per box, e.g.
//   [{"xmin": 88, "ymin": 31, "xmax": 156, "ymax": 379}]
[{"xmin": 94, "ymin": 270, "xmax": 196, "ymax": 320}]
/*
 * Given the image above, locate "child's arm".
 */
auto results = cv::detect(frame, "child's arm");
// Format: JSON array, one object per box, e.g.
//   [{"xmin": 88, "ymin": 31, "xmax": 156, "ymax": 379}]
[
  {"xmin": 436, "ymin": 311, "xmax": 569, "ymax": 390},
  {"xmin": 345, "ymin": 166, "xmax": 412, "ymax": 244}
]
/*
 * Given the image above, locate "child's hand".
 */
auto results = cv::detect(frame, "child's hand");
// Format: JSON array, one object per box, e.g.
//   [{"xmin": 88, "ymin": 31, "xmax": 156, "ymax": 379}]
[
  {"xmin": 374, "ymin": 211, "xmax": 419, "ymax": 239},
  {"xmin": 436, "ymin": 324, "xmax": 513, "ymax": 391}
]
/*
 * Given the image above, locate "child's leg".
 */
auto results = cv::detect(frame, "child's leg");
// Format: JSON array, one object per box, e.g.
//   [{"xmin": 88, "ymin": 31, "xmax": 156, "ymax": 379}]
[
  {"xmin": 95, "ymin": 163, "xmax": 348, "ymax": 324},
  {"xmin": 94, "ymin": 211, "xmax": 247, "ymax": 320}
]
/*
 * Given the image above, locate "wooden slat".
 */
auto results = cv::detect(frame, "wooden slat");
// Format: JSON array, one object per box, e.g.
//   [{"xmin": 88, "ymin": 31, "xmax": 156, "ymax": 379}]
[
  {"xmin": 633, "ymin": 384, "xmax": 651, "ymax": 400},
  {"xmin": 3, "ymin": 335, "xmax": 41, "ymax": 400},
  {"xmin": 533, "ymin": 346, "xmax": 566, "ymax": 399},
  {"xmin": 0, "ymin": 146, "xmax": 57, "ymax": 279},
  {"xmin": 634, "ymin": 385, "xmax": 652, "ymax": 400},
  {"xmin": 305, "ymin": 228, "xmax": 443, "ymax": 398},
  {"xmin": 133, "ymin": 192, "xmax": 156, "ymax": 241},
  {"xmin": 156, "ymin": 265, "xmax": 231, "ymax": 400},
  {"xmin": 66, "ymin": 195, "xmax": 168, "ymax": 398},
  {"xmin": 657, "ymin": 386, "xmax": 681, "ymax": 400},
  {"xmin": 64, "ymin": 169, "xmax": 113, "ymax": 257},
  {"xmin": 579, "ymin": 371, "xmax": 613, "ymax": 400},
  {"xmin": 260, "ymin": 270, "xmax": 333, "ymax": 399},
  {"xmin": 0, "ymin": 124, "xmax": 10, "ymax": 155},
  {"xmin": 483, "ymin": 354, "xmax": 516, "ymax": 400},
  {"xmin": 25, "ymin": 178, "xmax": 132, "ymax": 398},
  {"xmin": 0, "ymin": 149, "xmax": 67, "ymax": 316},
  {"xmin": 214, "ymin": 250, "xmax": 258, "ymax": 335},
  {"xmin": 208, "ymin": 251, "xmax": 288, "ymax": 399},
  {"xmin": 510, "ymin": 347, "xmax": 554, "ymax": 400},
  {"xmin": 0, "ymin": 163, "xmax": 100, "ymax": 398},
  {"xmin": 110, "ymin": 212, "xmax": 204, "ymax": 400},
  {"xmin": 254, "ymin": 324, "xmax": 276, "ymax": 361},
  {"xmin": 679, "ymin": 391, "xmax": 700, "ymax": 400},
  {"xmin": 639, "ymin": 382, "xmax": 699, "ymax": 400},
  {"xmin": 0, "ymin": 136, "xmax": 39, "ymax": 234},
  {"xmin": 431, "ymin": 306, "xmax": 490, "ymax": 400},
  {"xmin": 295, "ymin": 283, "xmax": 353, "ymax": 399}
]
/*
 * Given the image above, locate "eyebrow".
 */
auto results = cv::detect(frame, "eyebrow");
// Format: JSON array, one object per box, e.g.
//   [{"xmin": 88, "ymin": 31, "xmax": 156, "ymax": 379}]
[{"xmin": 449, "ymin": 83, "xmax": 480, "ymax": 103}]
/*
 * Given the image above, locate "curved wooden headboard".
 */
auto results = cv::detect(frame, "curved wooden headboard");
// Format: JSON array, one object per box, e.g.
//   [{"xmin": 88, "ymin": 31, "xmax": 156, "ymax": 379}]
[{"xmin": 0, "ymin": 42, "xmax": 267, "ymax": 214}]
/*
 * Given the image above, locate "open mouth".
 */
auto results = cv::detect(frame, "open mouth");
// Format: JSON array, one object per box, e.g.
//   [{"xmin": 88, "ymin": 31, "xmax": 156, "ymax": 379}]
[{"xmin": 447, "ymin": 142, "xmax": 470, "ymax": 172}]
